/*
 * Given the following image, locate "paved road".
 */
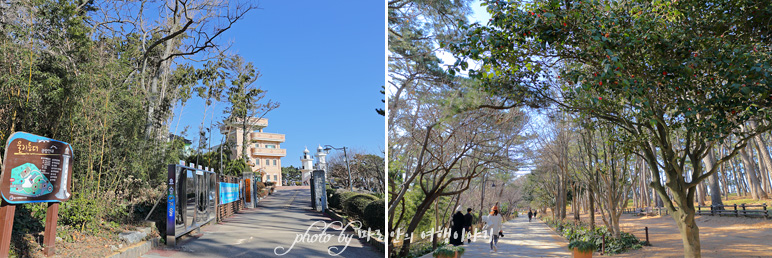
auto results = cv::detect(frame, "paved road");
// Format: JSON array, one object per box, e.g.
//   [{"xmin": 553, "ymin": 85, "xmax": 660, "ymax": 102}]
[
  {"xmin": 421, "ymin": 216, "xmax": 570, "ymax": 258},
  {"xmin": 143, "ymin": 186, "xmax": 382, "ymax": 258}
]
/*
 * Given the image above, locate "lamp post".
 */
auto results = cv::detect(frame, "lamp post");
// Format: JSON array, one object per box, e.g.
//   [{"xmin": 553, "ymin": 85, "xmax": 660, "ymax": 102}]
[{"xmin": 324, "ymin": 145, "xmax": 352, "ymax": 191}]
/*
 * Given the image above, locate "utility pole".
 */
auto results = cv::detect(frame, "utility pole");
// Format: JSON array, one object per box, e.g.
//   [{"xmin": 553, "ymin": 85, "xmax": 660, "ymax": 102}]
[{"xmin": 343, "ymin": 147, "xmax": 352, "ymax": 191}]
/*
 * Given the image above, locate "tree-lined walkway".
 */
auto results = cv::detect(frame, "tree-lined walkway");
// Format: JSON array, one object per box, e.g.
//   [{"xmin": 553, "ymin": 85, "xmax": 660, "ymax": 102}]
[
  {"xmin": 142, "ymin": 186, "xmax": 380, "ymax": 258},
  {"xmin": 421, "ymin": 216, "xmax": 570, "ymax": 258}
]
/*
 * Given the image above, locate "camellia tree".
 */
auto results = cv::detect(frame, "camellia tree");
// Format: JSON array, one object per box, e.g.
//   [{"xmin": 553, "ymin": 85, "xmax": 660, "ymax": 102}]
[{"xmin": 448, "ymin": 0, "xmax": 771, "ymax": 257}]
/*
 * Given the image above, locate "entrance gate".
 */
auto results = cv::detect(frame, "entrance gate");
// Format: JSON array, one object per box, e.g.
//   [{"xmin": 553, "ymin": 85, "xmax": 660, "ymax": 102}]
[{"xmin": 166, "ymin": 163, "xmax": 216, "ymax": 245}]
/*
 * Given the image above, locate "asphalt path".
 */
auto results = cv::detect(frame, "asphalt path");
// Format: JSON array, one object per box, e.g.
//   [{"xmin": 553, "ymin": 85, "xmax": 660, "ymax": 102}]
[{"xmin": 142, "ymin": 186, "xmax": 382, "ymax": 258}]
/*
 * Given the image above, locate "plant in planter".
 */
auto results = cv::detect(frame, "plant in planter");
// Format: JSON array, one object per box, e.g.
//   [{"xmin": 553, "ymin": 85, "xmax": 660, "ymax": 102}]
[
  {"xmin": 568, "ymin": 240, "xmax": 597, "ymax": 258},
  {"xmin": 432, "ymin": 245, "xmax": 465, "ymax": 258}
]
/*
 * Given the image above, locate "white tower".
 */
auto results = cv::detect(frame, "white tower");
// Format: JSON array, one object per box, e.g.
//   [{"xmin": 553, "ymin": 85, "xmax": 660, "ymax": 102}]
[
  {"xmin": 300, "ymin": 147, "xmax": 314, "ymax": 185},
  {"xmin": 315, "ymin": 145, "xmax": 327, "ymax": 173}
]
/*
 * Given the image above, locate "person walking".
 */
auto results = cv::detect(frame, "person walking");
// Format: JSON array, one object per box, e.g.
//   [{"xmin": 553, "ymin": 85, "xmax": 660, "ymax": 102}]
[
  {"xmin": 534, "ymin": 209, "xmax": 538, "ymax": 219},
  {"xmin": 528, "ymin": 209, "xmax": 533, "ymax": 222},
  {"xmin": 450, "ymin": 205, "xmax": 465, "ymax": 246},
  {"xmin": 483, "ymin": 205, "xmax": 503, "ymax": 252},
  {"xmin": 464, "ymin": 208, "xmax": 474, "ymax": 243}
]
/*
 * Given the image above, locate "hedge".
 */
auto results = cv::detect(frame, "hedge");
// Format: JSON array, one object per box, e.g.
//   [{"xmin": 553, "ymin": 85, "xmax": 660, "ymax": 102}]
[
  {"xmin": 326, "ymin": 187, "xmax": 336, "ymax": 203},
  {"xmin": 343, "ymin": 193, "xmax": 378, "ymax": 220},
  {"xmin": 330, "ymin": 190, "xmax": 358, "ymax": 210},
  {"xmin": 363, "ymin": 198, "xmax": 384, "ymax": 233}
]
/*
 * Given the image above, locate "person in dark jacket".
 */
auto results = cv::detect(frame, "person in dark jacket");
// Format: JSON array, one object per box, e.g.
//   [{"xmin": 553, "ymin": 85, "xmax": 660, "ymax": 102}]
[
  {"xmin": 464, "ymin": 208, "xmax": 474, "ymax": 243},
  {"xmin": 450, "ymin": 205, "xmax": 465, "ymax": 246},
  {"xmin": 528, "ymin": 209, "xmax": 533, "ymax": 222}
]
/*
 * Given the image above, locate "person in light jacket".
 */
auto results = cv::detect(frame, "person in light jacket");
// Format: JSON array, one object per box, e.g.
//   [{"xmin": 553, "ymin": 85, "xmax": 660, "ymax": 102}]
[{"xmin": 483, "ymin": 205, "xmax": 503, "ymax": 252}]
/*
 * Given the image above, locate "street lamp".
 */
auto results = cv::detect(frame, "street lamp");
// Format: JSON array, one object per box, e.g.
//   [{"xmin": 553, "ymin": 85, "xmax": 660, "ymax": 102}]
[{"xmin": 324, "ymin": 145, "xmax": 352, "ymax": 191}]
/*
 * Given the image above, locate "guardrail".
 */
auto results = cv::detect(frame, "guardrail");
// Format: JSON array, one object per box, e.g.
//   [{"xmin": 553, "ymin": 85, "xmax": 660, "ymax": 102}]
[
  {"xmin": 623, "ymin": 203, "xmax": 770, "ymax": 219},
  {"xmin": 697, "ymin": 203, "xmax": 769, "ymax": 219},
  {"xmin": 623, "ymin": 207, "xmax": 672, "ymax": 216}
]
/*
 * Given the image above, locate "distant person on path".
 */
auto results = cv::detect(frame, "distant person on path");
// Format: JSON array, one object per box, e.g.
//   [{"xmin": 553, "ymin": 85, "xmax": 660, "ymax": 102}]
[
  {"xmin": 528, "ymin": 209, "xmax": 533, "ymax": 222},
  {"xmin": 483, "ymin": 205, "xmax": 503, "ymax": 252},
  {"xmin": 534, "ymin": 210, "xmax": 538, "ymax": 219},
  {"xmin": 464, "ymin": 208, "xmax": 474, "ymax": 243},
  {"xmin": 450, "ymin": 205, "xmax": 465, "ymax": 246}
]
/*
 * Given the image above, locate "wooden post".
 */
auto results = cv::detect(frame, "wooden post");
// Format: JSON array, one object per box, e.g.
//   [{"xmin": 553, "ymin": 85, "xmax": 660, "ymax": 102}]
[
  {"xmin": 42, "ymin": 203, "xmax": 59, "ymax": 256},
  {"xmin": 742, "ymin": 203, "xmax": 746, "ymax": 217},
  {"xmin": 734, "ymin": 204, "xmax": 738, "ymax": 217},
  {"xmin": 697, "ymin": 206, "xmax": 701, "ymax": 215},
  {"xmin": 0, "ymin": 202, "xmax": 16, "ymax": 257},
  {"xmin": 764, "ymin": 203, "xmax": 768, "ymax": 219},
  {"xmin": 645, "ymin": 226, "xmax": 650, "ymax": 245},
  {"xmin": 601, "ymin": 233, "xmax": 606, "ymax": 255}
]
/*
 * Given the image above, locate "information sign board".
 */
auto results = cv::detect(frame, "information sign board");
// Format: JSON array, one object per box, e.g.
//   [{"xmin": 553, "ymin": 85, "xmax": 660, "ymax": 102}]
[
  {"xmin": 0, "ymin": 132, "xmax": 73, "ymax": 204},
  {"xmin": 219, "ymin": 182, "xmax": 239, "ymax": 204}
]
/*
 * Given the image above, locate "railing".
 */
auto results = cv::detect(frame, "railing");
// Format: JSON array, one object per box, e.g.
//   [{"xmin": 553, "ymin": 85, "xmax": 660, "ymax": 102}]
[
  {"xmin": 251, "ymin": 147, "xmax": 286, "ymax": 156},
  {"xmin": 697, "ymin": 203, "xmax": 769, "ymax": 219},
  {"xmin": 250, "ymin": 132, "xmax": 285, "ymax": 142},
  {"xmin": 217, "ymin": 174, "xmax": 244, "ymax": 222},
  {"xmin": 623, "ymin": 203, "xmax": 770, "ymax": 219},
  {"xmin": 623, "ymin": 207, "xmax": 672, "ymax": 216}
]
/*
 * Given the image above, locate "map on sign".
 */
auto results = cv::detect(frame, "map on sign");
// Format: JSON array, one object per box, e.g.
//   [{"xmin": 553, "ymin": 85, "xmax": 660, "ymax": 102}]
[
  {"xmin": 9, "ymin": 163, "xmax": 54, "ymax": 197},
  {"xmin": 0, "ymin": 132, "xmax": 74, "ymax": 203}
]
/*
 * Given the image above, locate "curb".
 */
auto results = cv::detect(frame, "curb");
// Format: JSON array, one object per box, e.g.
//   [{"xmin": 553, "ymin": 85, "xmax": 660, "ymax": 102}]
[{"xmin": 105, "ymin": 237, "xmax": 160, "ymax": 258}]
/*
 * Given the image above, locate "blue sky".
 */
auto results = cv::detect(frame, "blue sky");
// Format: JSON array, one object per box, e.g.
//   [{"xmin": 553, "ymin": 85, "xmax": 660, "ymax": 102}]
[{"xmin": 170, "ymin": 0, "xmax": 385, "ymax": 167}]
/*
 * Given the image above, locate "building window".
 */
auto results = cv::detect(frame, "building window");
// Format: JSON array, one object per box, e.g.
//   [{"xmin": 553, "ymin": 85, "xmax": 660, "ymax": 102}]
[
  {"xmin": 274, "ymin": 175, "xmax": 277, "ymax": 181},
  {"xmin": 273, "ymin": 159, "xmax": 277, "ymax": 166},
  {"xmin": 255, "ymin": 159, "xmax": 260, "ymax": 165},
  {"xmin": 265, "ymin": 144, "xmax": 275, "ymax": 149}
]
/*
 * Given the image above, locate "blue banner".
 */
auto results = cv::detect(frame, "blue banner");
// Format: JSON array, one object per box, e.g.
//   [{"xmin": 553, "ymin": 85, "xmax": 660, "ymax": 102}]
[{"xmin": 219, "ymin": 182, "xmax": 239, "ymax": 204}]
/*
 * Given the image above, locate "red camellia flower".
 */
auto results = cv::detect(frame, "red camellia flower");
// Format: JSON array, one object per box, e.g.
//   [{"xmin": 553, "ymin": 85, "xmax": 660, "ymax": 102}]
[
  {"xmin": 599, "ymin": 97, "xmax": 603, "ymax": 100},
  {"xmin": 663, "ymin": 71, "xmax": 667, "ymax": 75}
]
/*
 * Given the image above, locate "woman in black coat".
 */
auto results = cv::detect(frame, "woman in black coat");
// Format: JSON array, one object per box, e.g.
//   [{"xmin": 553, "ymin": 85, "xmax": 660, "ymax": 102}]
[{"xmin": 450, "ymin": 205, "xmax": 465, "ymax": 246}]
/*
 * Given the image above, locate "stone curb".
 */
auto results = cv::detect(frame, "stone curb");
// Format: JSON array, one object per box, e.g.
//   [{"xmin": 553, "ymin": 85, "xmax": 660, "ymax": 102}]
[{"xmin": 105, "ymin": 237, "xmax": 159, "ymax": 258}]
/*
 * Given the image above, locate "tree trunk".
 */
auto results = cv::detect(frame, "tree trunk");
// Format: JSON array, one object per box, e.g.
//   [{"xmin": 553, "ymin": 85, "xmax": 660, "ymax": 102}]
[
  {"xmin": 588, "ymin": 186, "xmax": 595, "ymax": 230},
  {"xmin": 673, "ymin": 207, "xmax": 701, "ymax": 258},
  {"xmin": 749, "ymin": 120, "xmax": 772, "ymax": 193},
  {"xmin": 740, "ymin": 146, "xmax": 767, "ymax": 199},
  {"xmin": 703, "ymin": 149, "xmax": 723, "ymax": 207},
  {"xmin": 729, "ymin": 156, "xmax": 745, "ymax": 196},
  {"xmin": 573, "ymin": 183, "xmax": 580, "ymax": 221}
]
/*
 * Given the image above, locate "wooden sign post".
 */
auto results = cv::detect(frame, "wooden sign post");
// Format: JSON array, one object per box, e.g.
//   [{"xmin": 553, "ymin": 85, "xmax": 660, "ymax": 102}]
[
  {"xmin": 0, "ymin": 202, "xmax": 15, "ymax": 257},
  {"xmin": 0, "ymin": 132, "xmax": 74, "ymax": 257}
]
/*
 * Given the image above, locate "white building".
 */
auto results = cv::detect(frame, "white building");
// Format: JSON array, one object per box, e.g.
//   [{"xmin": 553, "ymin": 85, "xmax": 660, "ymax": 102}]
[{"xmin": 299, "ymin": 145, "xmax": 328, "ymax": 185}]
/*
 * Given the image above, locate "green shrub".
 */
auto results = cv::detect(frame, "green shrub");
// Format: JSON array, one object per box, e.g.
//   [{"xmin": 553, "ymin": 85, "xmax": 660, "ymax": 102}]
[
  {"xmin": 330, "ymin": 190, "xmax": 357, "ymax": 210},
  {"xmin": 343, "ymin": 193, "xmax": 377, "ymax": 219},
  {"xmin": 544, "ymin": 216, "xmax": 643, "ymax": 255},
  {"xmin": 363, "ymin": 198, "xmax": 384, "ymax": 232},
  {"xmin": 568, "ymin": 240, "xmax": 596, "ymax": 253},
  {"xmin": 432, "ymin": 245, "xmax": 465, "ymax": 257},
  {"xmin": 326, "ymin": 187, "xmax": 336, "ymax": 202}
]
